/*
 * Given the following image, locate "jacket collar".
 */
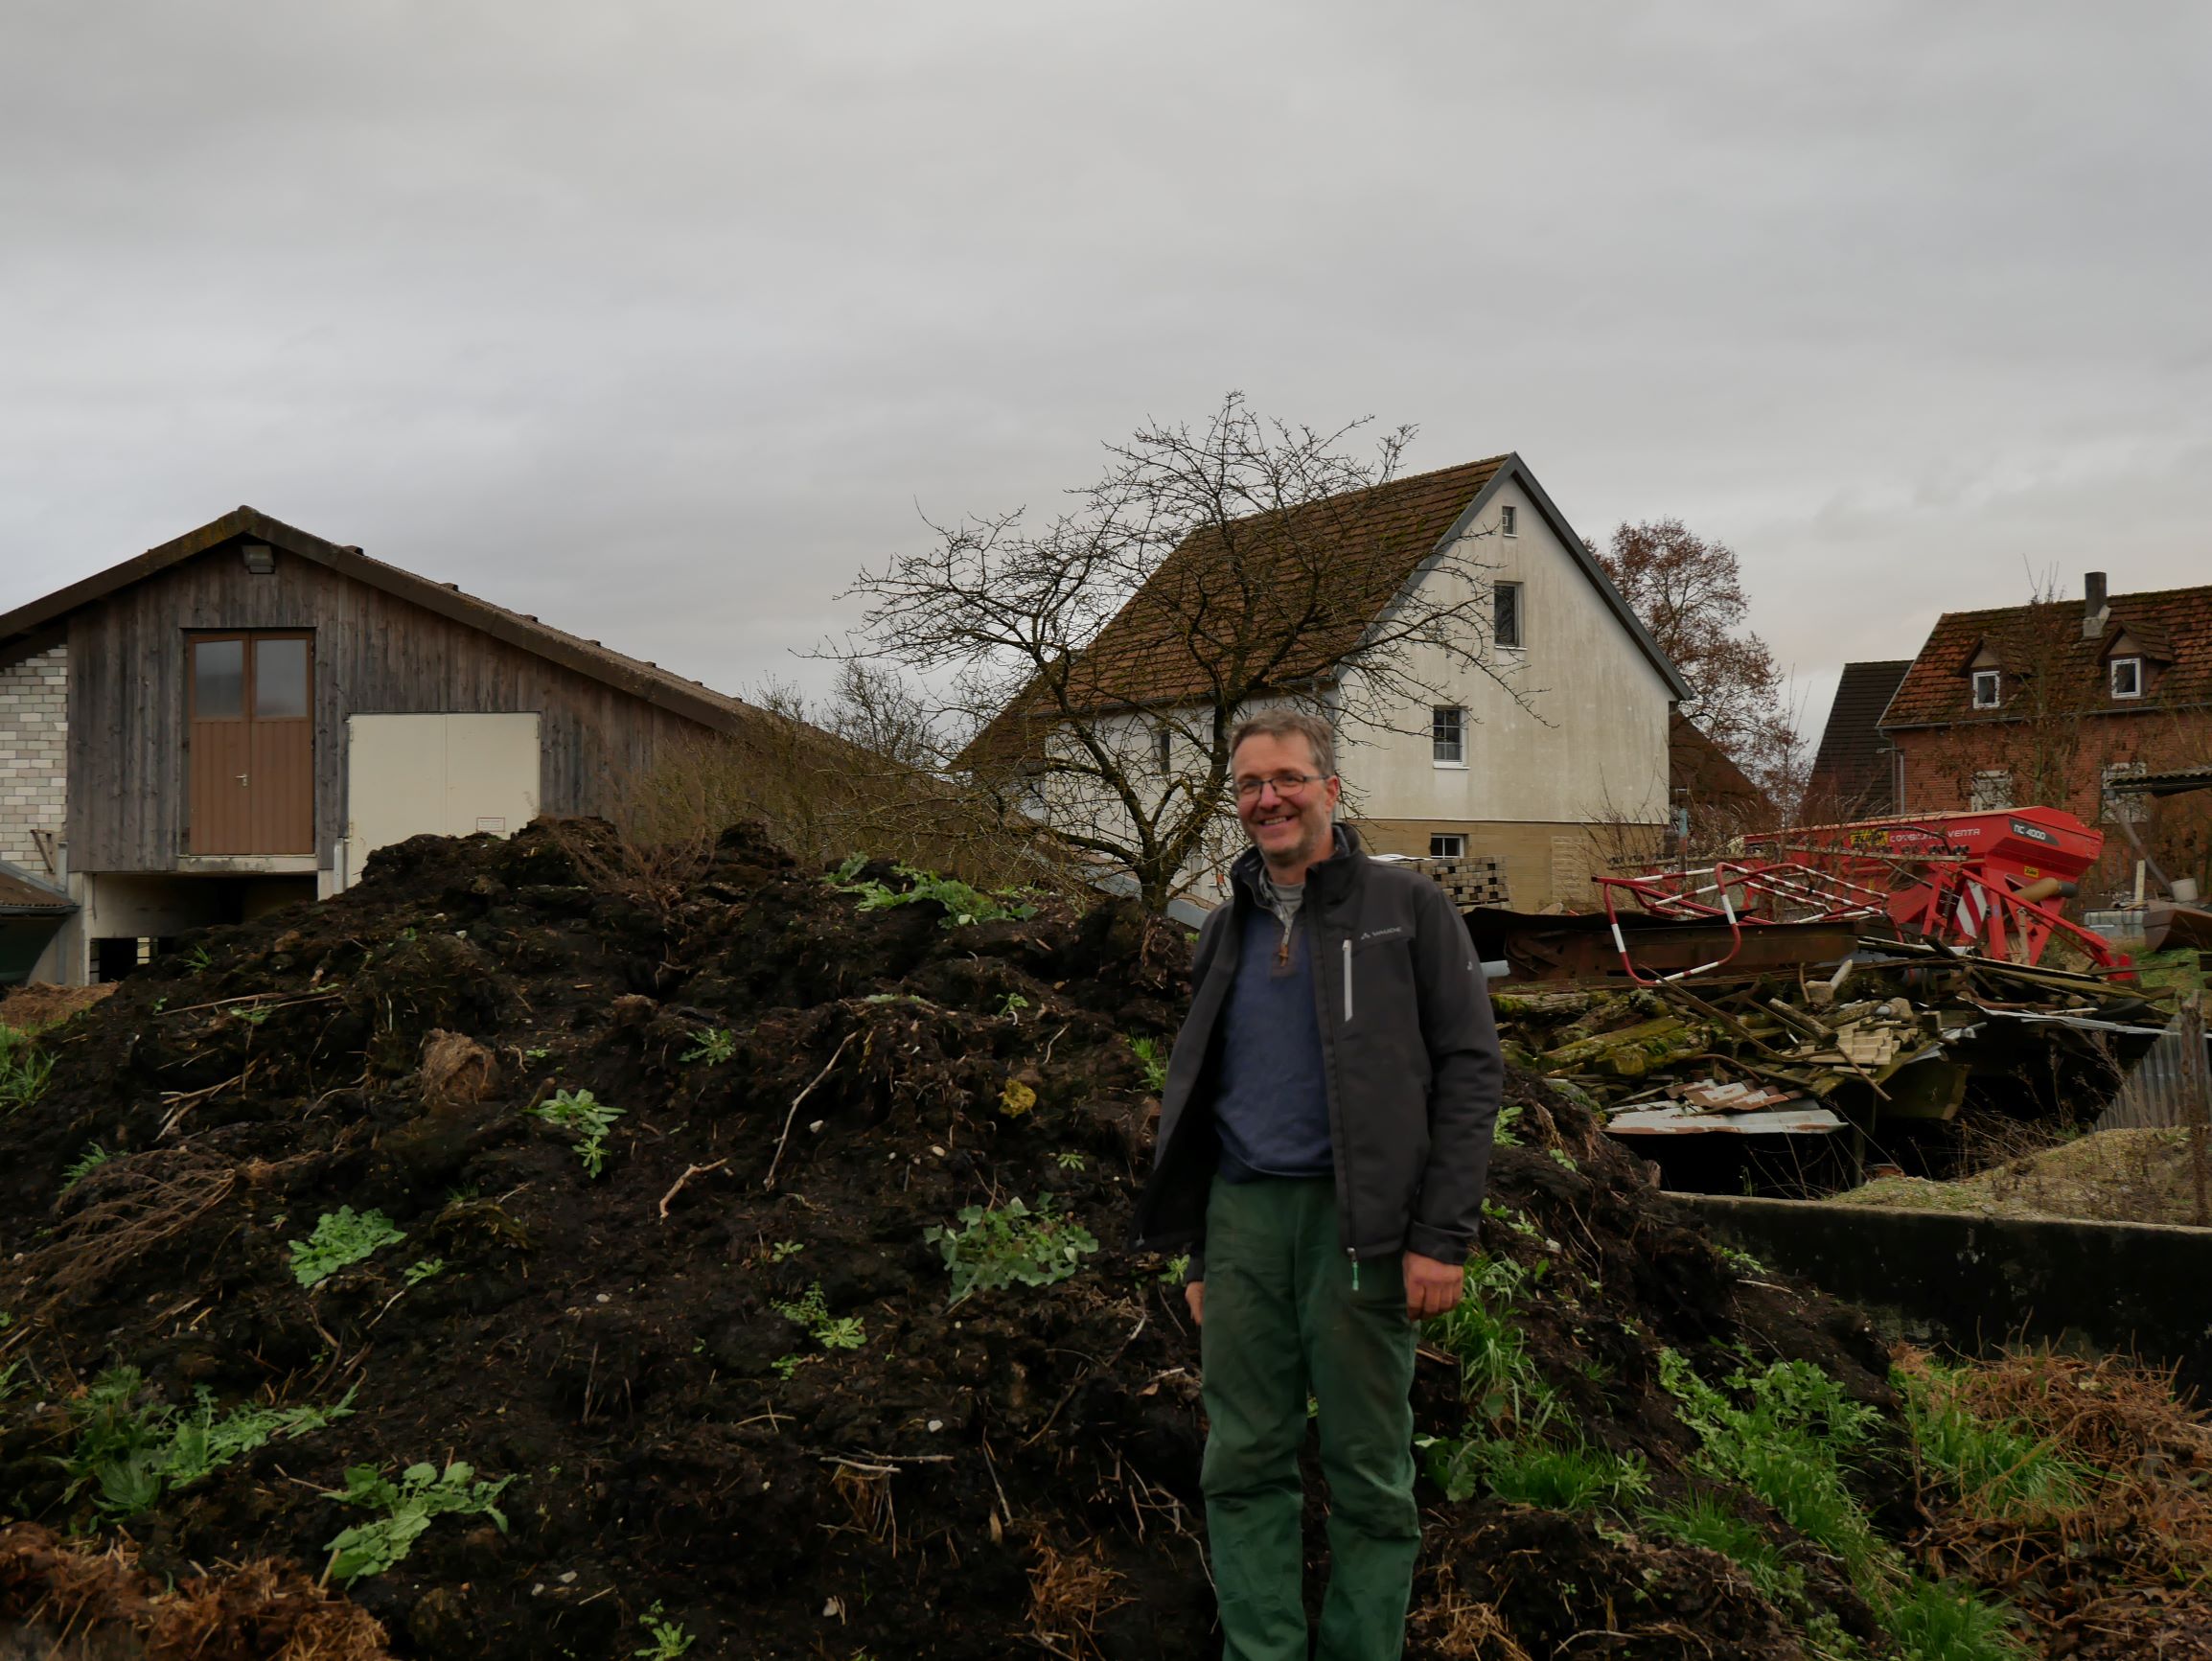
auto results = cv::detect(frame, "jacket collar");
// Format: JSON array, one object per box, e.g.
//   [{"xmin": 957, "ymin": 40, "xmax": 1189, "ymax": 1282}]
[{"xmin": 1230, "ymin": 822, "xmax": 1364, "ymax": 911}]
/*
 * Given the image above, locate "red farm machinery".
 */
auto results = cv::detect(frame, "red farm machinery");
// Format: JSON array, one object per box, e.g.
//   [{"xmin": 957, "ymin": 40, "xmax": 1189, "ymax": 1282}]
[{"xmin": 1590, "ymin": 806, "xmax": 2128, "ymax": 985}]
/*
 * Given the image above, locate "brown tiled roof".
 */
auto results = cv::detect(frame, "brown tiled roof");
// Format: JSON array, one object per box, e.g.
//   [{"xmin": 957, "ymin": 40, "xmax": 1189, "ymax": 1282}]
[
  {"xmin": 961, "ymin": 453, "xmax": 1688, "ymax": 764},
  {"xmin": 1881, "ymin": 584, "xmax": 2212, "ymax": 729},
  {"xmin": 1807, "ymin": 659, "xmax": 1911, "ymax": 811},
  {"xmin": 0, "ymin": 507, "xmax": 805, "ymax": 746}
]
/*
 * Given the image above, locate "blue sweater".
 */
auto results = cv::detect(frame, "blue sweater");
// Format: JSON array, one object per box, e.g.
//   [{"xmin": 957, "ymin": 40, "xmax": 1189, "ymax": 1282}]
[{"xmin": 1212, "ymin": 901, "xmax": 1333, "ymax": 1182}]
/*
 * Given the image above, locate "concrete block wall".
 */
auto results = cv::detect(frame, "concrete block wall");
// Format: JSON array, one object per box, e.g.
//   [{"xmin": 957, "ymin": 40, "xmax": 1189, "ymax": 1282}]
[{"xmin": 0, "ymin": 643, "xmax": 67, "ymax": 876}]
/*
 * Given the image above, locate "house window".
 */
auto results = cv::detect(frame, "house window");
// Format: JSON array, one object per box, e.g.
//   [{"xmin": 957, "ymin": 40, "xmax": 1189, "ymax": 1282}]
[
  {"xmin": 1432, "ymin": 705, "xmax": 1465, "ymax": 766},
  {"xmin": 2109, "ymin": 657, "xmax": 2143, "ymax": 699},
  {"xmin": 1493, "ymin": 583, "xmax": 1523, "ymax": 650},
  {"xmin": 1499, "ymin": 504, "xmax": 1517, "ymax": 537},
  {"xmin": 1156, "ymin": 726, "xmax": 1173, "ymax": 773},
  {"xmin": 1970, "ymin": 669, "xmax": 2001, "ymax": 708},
  {"xmin": 1969, "ymin": 769, "xmax": 2013, "ymax": 810},
  {"xmin": 1429, "ymin": 833, "xmax": 1467, "ymax": 858}
]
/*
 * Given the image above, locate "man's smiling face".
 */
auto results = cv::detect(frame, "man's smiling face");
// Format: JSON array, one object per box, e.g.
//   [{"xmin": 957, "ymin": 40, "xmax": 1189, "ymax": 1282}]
[{"xmin": 1233, "ymin": 730, "xmax": 1342, "ymax": 878}]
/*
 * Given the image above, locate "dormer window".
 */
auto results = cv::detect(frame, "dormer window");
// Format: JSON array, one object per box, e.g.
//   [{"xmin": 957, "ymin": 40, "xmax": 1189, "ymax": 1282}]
[
  {"xmin": 2110, "ymin": 657, "xmax": 2143, "ymax": 699},
  {"xmin": 1970, "ymin": 669, "xmax": 2001, "ymax": 708}
]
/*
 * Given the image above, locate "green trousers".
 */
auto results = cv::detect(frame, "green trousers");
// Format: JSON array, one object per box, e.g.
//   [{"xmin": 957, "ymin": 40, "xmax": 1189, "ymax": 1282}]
[{"xmin": 1200, "ymin": 1175, "xmax": 1419, "ymax": 1661}]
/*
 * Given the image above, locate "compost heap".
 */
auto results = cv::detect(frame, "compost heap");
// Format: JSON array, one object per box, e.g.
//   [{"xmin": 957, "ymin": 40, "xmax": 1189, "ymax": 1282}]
[{"xmin": 0, "ymin": 821, "xmax": 2202, "ymax": 1660}]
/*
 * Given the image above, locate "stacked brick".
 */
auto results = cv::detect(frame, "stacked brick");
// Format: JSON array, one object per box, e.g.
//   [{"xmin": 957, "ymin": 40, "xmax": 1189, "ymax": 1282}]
[
  {"xmin": 1415, "ymin": 853, "xmax": 1509, "ymax": 910},
  {"xmin": 0, "ymin": 644, "xmax": 67, "ymax": 875}
]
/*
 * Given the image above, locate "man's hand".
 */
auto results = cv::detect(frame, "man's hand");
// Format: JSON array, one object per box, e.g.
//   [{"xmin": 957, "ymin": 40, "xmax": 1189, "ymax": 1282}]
[
  {"xmin": 1186, "ymin": 1280, "xmax": 1204, "ymax": 1326},
  {"xmin": 1403, "ymin": 1253, "xmax": 1463, "ymax": 1322}
]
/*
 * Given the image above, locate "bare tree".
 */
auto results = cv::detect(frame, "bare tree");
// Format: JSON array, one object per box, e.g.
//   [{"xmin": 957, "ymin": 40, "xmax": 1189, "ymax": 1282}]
[
  {"xmin": 1590, "ymin": 519, "xmax": 1802, "ymax": 806},
  {"xmin": 831, "ymin": 394, "xmax": 1530, "ymax": 911}
]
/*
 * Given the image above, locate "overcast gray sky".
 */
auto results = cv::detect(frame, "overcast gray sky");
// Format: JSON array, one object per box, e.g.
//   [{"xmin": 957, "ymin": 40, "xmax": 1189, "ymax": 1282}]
[{"xmin": 5, "ymin": 2, "xmax": 2206, "ymax": 742}]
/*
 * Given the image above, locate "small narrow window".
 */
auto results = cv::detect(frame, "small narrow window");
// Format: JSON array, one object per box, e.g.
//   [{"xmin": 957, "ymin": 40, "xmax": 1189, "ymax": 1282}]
[
  {"xmin": 2109, "ymin": 657, "xmax": 2143, "ymax": 699},
  {"xmin": 1970, "ymin": 668, "xmax": 2001, "ymax": 708},
  {"xmin": 1499, "ymin": 504, "xmax": 1517, "ymax": 537},
  {"xmin": 192, "ymin": 638, "xmax": 245, "ymax": 720},
  {"xmin": 1432, "ymin": 705, "xmax": 1465, "ymax": 766},
  {"xmin": 1969, "ymin": 769, "xmax": 2013, "ymax": 811},
  {"xmin": 1429, "ymin": 833, "xmax": 1467, "ymax": 858},
  {"xmin": 1156, "ymin": 727, "xmax": 1173, "ymax": 773},
  {"xmin": 1493, "ymin": 583, "xmax": 1523, "ymax": 650}
]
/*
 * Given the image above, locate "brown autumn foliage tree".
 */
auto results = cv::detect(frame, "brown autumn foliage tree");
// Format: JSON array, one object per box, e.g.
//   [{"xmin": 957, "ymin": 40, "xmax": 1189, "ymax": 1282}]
[{"xmin": 1590, "ymin": 519, "xmax": 1804, "ymax": 811}]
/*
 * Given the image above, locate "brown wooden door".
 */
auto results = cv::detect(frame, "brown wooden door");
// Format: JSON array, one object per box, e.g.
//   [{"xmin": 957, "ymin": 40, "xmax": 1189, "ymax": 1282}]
[{"xmin": 188, "ymin": 632, "xmax": 313, "ymax": 854}]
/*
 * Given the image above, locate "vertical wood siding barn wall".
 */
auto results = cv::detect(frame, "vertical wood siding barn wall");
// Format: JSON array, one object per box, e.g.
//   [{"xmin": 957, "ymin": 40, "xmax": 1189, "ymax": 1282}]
[{"xmin": 67, "ymin": 551, "xmax": 713, "ymax": 872}]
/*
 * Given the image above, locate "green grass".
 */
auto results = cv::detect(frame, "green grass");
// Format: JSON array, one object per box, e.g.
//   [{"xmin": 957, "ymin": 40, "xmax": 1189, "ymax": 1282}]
[
  {"xmin": 0, "ymin": 1026, "xmax": 51, "ymax": 1116},
  {"xmin": 1660, "ymin": 1350, "xmax": 2028, "ymax": 1658},
  {"xmin": 1425, "ymin": 1255, "xmax": 1559, "ymax": 1436},
  {"xmin": 1640, "ymin": 1489, "xmax": 1803, "ymax": 1604},
  {"xmin": 1436, "ymin": 1437, "xmax": 1648, "ymax": 1511},
  {"xmin": 1899, "ymin": 1358, "xmax": 2089, "ymax": 1523}
]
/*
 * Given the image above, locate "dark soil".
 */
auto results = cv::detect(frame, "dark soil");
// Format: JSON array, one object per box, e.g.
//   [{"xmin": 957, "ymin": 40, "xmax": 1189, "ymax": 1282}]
[{"xmin": 0, "ymin": 820, "xmax": 1901, "ymax": 1659}]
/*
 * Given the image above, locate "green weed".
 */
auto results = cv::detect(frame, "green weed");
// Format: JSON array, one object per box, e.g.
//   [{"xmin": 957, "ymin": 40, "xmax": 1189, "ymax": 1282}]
[
  {"xmin": 634, "ymin": 1601, "xmax": 695, "ymax": 1658},
  {"xmin": 1490, "ymin": 1099, "xmax": 1523, "ymax": 1147},
  {"xmin": 1054, "ymin": 1150, "xmax": 1086, "ymax": 1171},
  {"xmin": 1548, "ymin": 1147, "xmax": 1579, "ymax": 1172},
  {"xmin": 827, "ymin": 857, "xmax": 1037, "ymax": 928},
  {"xmin": 1160, "ymin": 1253, "xmax": 1190, "ymax": 1285},
  {"xmin": 0, "ymin": 1027, "xmax": 52, "ymax": 1116},
  {"xmin": 1715, "ymin": 1243, "xmax": 1769, "ymax": 1276},
  {"xmin": 64, "ymin": 1369, "xmax": 354, "ymax": 1519},
  {"xmin": 403, "ymin": 1257, "xmax": 447, "ymax": 1287},
  {"xmin": 60, "ymin": 1143, "xmax": 111, "ymax": 1191},
  {"xmin": 772, "ymin": 1283, "xmax": 865, "ymax": 1353},
  {"xmin": 289, "ymin": 1207, "xmax": 406, "ymax": 1288},
  {"xmin": 531, "ymin": 1088, "xmax": 625, "ymax": 1177},
  {"xmin": 769, "ymin": 1240, "xmax": 805, "ymax": 1263},
  {"xmin": 997, "ymin": 992, "xmax": 1030, "ymax": 1019},
  {"xmin": 680, "ymin": 1027, "xmax": 736, "ymax": 1065},
  {"xmin": 322, "ymin": 1459, "xmax": 513, "ymax": 1584},
  {"xmin": 1126, "ymin": 1035, "xmax": 1167, "ymax": 1094},
  {"xmin": 924, "ymin": 1197, "xmax": 1098, "ymax": 1306}
]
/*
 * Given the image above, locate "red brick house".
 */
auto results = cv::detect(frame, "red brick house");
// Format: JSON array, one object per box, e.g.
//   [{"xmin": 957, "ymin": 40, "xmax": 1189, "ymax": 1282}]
[{"xmin": 1878, "ymin": 573, "xmax": 2212, "ymax": 898}]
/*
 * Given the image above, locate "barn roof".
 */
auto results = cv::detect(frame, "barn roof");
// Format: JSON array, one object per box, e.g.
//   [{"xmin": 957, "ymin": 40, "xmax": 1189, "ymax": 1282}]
[
  {"xmin": 0, "ymin": 507, "xmax": 788, "ymax": 741},
  {"xmin": 1807, "ymin": 659, "xmax": 1911, "ymax": 810}
]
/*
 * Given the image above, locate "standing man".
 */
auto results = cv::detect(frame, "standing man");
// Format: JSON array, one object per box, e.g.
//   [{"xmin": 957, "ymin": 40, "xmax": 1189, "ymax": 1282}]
[{"xmin": 1135, "ymin": 710, "xmax": 1503, "ymax": 1661}]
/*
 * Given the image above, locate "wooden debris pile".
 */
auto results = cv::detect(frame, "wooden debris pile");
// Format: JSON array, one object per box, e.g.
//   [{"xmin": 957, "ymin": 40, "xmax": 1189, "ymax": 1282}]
[{"xmin": 1489, "ymin": 937, "xmax": 2170, "ymax": 1162}]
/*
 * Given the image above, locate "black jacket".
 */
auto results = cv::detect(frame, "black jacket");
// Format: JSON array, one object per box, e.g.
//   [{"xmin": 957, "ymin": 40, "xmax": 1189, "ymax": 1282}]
[{"xmin": 1133, "ymin": 826, "xmax": 1504, "ymax": 1278}]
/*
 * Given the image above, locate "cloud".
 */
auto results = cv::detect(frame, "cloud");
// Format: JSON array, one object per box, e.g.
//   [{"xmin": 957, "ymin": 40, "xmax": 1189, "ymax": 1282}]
[{"xmin": 3, "ymin": 1, "xmax": 2205, "ymax": 709}]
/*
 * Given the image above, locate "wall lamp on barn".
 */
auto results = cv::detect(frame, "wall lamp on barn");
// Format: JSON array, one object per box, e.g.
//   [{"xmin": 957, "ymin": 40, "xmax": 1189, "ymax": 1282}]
[{"xmin": 241, "ymin": 542, "xmax": 275, "ymax": 575}]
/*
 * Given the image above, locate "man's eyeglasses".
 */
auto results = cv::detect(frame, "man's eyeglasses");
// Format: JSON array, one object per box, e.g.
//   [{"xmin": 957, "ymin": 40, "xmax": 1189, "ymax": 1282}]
[{"xmin": 1234, "ymin": 773, "xmax": 1327, "ymax": 801}]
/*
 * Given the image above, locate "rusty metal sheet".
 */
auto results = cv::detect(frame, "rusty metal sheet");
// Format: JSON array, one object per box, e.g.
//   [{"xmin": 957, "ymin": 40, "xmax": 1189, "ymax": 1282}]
[{"xmin": 1464, "ymin": 909, "xmax": 1872, "ymax": 982}]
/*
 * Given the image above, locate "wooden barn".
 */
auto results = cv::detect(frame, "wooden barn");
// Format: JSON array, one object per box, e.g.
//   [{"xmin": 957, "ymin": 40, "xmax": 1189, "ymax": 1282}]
[{"xmin": 0, "ymin": 506, "xmax": 798, "ymax": 984}]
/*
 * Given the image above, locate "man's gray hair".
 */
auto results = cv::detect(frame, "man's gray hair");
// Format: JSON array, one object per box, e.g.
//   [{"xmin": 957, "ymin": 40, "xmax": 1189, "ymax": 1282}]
[{"xmin": 1230, "ymin": 709, "xmax": 1337, "ymax": 779}]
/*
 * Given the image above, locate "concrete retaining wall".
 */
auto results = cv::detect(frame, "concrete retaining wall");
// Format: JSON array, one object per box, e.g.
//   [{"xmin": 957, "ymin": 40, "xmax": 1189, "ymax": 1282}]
[{"xmin": 1676, "ymin": 1193, "xmax": 2212, "ymax": 1402}]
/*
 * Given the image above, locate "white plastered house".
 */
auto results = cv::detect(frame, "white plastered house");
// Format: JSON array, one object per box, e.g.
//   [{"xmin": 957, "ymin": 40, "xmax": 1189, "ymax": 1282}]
[{"xmin": 963, "ymin": 455, "xmax": 1690, "ymax": 911}]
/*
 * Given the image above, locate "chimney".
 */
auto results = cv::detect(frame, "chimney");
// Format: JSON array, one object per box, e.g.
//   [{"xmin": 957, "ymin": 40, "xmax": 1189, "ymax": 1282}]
[{"xmin": 2083, "ymin": 570, "xmax": 2108, "ymax": 639}]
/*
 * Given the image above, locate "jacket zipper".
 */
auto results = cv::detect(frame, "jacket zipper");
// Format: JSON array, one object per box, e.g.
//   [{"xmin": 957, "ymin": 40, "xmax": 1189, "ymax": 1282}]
[{"xmin": 1339, "ymin": 934, "xmax": 1357, "ymax": 1287}]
